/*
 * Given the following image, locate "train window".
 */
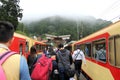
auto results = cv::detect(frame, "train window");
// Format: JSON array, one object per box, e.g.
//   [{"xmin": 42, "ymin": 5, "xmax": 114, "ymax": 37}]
[
  {"xmin": 115, "ymin": 35, "xmax": 120, "ymax": 67},
  {"xmin": 25, "ymin": 42, "xmax": 29, "ymax": 53},
  {"xmin": 19, "ymin": 44, "xmax": 23, "ymax": 55},
  {"xmin": 109, "ymin": 37, "xmax": 115, "ymax": 65},
  {"xmin": 92, "ymin": 39, "xmax": 106, "ymax": 62},
  {"xmin": 109, "ymin": 35, "xmax": 120, "ymax": 67},
  {"xmin": 80, "ymin": 44, "xmax": 85, "ymax": 53},
  {"xmin": 39, "ymin": 45, "xmax": 42, "ymax": 51},
  {"xmin": 85, "ymin": 43, "xmax": 91, "ymax": 57},
  {"xmin": 40, "ymin": 45, "xmax": 42, "ymax": 51},
  {"xmin": 35, "ymin": 44, "xmax": 40, "ymax": 51}
]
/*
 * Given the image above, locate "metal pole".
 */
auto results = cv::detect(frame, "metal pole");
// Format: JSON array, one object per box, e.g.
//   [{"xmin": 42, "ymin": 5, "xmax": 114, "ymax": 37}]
[
  {"xmin": 76, "ymin": 19, "xmax": 79, "ymax": 40},
  {"xmin": 81, "ymin": 21, "xmax": 83, "ymax": 38}
]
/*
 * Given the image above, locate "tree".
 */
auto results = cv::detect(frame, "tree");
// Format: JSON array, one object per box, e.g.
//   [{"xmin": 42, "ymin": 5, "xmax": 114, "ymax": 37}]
[
  {"xmin": 16, "ymin": 22, "xmax": 29, "ymax": 36},
  {"xmin": 0, "ymin": 0, "xmax": 23, "ymax": 30},
  {"xmin": 26, "ymin": 16, "xmax": 112, "ymax": 40}
]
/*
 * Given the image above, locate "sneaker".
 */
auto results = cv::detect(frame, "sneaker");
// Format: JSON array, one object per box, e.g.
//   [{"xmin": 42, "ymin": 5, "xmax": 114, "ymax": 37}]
[
  {"xmin": 69, "ymin": 77, "xmax": 75, "ymax": 80},
  {"xmin": 54, "ymin": 69, "xmax": 59, "ymax": 74}
]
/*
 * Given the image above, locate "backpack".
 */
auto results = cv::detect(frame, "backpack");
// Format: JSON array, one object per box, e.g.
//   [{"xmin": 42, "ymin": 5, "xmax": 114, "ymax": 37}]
[
  {"xmin": 0, "ymin": 51, "xmax": 16, "ymax": 80},
  {"xmin": 31, "ymin": 54, "xmax": 52, "ymax": 80},
  {"xmin": 58, "ymin": 51, "xmax": 75, "ymax": 78},
  {"xmin": 28, "ymin": 54, "xmax": 42, "ymax": 75}
]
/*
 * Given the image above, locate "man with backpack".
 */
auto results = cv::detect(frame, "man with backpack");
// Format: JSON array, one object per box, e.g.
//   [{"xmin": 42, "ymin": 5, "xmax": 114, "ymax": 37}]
[
  {"xmin": 0, "ymin": 21, "xmax": 31, "ymax": 80},
  {"xmin": 56, "ymin": 44, "xmax": 73, "ymax": 80}
]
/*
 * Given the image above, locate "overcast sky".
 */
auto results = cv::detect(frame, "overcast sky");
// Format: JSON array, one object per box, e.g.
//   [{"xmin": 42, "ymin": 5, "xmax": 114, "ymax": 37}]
[{"xmin": 20, "ymin": 0, "xmax": 120, "ymax": 22}]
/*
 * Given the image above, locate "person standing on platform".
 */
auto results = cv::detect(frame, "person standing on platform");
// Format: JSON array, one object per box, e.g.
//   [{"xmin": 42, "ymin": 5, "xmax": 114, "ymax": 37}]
[
  {"xmin": 0, "ymin": 21, "xmax": 31, "ymax": 80},
  {"xmin": 48, "ymin": 47, "xmax": 59, "ymax": 80},
  {"xmin": 27, "ymin": 46, "xmax": 38, "ymax": 75},
  {"xmin": 56, "ymin": 44, "xmax": 73, "ymax": 80},
  {"xmin": 72, "ymin": 45, "xmax": 86, "ymax": 80}
]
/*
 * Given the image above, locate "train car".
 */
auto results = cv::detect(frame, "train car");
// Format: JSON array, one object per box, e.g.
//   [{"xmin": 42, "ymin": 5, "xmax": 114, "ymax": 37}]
[
  {"xmin": 9, "ymin": 32, "xmax": 47, "ymax": 58},
  {"xmin": 72, "ymin": 21, "xmax": 120, "ymax": 80},
  {"xmin": 33, "ymin": 39, "xmax": 47, "ymax": 54},
  {"xmin": 64, "ymin": 41, "xmax": 76, "ymax": 53}
]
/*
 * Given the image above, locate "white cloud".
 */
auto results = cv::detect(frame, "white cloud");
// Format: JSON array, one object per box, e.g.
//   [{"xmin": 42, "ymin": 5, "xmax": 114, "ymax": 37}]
[{"xmin": 20, "ymin": 0, "xmax": 120, "ymax": 21}]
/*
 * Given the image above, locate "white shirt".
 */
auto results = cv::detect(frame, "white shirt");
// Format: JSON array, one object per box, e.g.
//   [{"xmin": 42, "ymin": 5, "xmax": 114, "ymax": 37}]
[{"xmin": 72, "ymin": 49, "xmax": 86, "ymax": 64}]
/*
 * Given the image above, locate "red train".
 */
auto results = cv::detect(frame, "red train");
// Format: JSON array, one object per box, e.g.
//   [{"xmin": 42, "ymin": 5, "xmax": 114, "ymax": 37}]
[
  {"xmin": 71, "ymin": 21, "xmax": 120, "ymax": 80},
  {"xmin": 9, "ymin": 32, "xmax": 47, "ymax": 58}
]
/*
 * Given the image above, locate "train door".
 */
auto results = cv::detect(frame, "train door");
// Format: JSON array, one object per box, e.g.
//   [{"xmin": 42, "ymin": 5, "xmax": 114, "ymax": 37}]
[
  {"xmin": 109, "ymin": 35, "xmax": 120, "ymax": 67},
  {"xmin": 25, "ymin": 41, "xmax": 29, "ymax": 58},
  {"xmin": 19, "ymin": 39, "xmax": 26, "ymax": 57},
  {"xmin": 19, "ymin": 44, "xmax": 23, "ymax": 55}
]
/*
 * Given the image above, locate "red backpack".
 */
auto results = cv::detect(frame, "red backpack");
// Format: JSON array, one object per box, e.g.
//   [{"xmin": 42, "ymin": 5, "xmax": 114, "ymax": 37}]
[
  {"xmin": 31, "ymin": 54, "xmax": 52, "ymax": 80},
  {"xmin": 0, "ymin": 51, "xmax": 16, "ymax": 80}
]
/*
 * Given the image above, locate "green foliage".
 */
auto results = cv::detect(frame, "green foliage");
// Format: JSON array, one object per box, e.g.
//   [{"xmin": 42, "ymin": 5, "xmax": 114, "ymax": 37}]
[
  {"xmin": 16, "ymin": 22, "xmax": 29, "ymax": 36},
  {"xmin": 15, "ymin": 30, "xmax": 27, "ymax": 36},
  {"xmin": 0, "ymin": 0, "xmax": 23, "ymax": 29},
  {"xmin": 25, "ymin": 16, "xmax": 112, "ymax": 40}
]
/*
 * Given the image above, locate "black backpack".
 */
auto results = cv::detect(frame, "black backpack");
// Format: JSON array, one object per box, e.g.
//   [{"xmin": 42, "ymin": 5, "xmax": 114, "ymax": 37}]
[{"xmin": 58, "ymin": 51, "xmax": 75, "ymax": 78}]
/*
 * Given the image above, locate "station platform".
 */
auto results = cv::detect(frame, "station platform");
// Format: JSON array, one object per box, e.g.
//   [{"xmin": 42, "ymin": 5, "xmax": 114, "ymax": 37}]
[
  {"xmin": 74, "ymin": 73, "xmax": 87, "ymax": 80},
  {"xmin": 71, "ymin": 63, "xmax": 87, "ymax": 80}
]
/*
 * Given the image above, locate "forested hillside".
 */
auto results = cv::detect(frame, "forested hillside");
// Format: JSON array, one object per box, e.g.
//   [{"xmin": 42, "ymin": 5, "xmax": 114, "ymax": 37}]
[{"xmin": 23, "ymin": 16, "xmax": 112, "ymax": 40}]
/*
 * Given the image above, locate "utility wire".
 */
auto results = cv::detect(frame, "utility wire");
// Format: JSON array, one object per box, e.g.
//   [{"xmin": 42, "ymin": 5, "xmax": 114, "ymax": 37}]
[
  {"xmin": 97, "ymin": 0, "xmax": 120, "ymax": 23},
  {"xmin": 100, "ymin": 0, "xmax": 120, "ymax": 16},
  {"xmin": 99, "ymin": 0, "xmax": 120, "ymax": 21},
  {"xmin": 109, "ymin": 15, "xmax": 120, "ymax": 21},
  {"xmin": 96, "ymin": 15, "xmax": 120, "ymax": 30}
]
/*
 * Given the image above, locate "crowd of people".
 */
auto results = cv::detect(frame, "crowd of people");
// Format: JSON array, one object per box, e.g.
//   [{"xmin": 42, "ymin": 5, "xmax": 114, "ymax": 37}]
[{"xmin": 0, "ymin": 21, "xmax": 86, "ymax": 80}]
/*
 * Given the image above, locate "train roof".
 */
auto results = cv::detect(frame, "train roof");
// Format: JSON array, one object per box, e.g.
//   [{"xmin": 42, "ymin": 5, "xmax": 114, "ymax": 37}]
[
  {"xmin": 14, "ymin": 32, "xmax": 30, "ymax": 39},
  {"xmin": 14, "ymin": 32, "xmax": 46, "ymax": 45},
  {"xmin": 73, "ymin": 20, "xmax": 120, "ymax": 45},
  {"xmin": 33, "ymin": 39, "xmax": 46, "ymax": 45}
]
